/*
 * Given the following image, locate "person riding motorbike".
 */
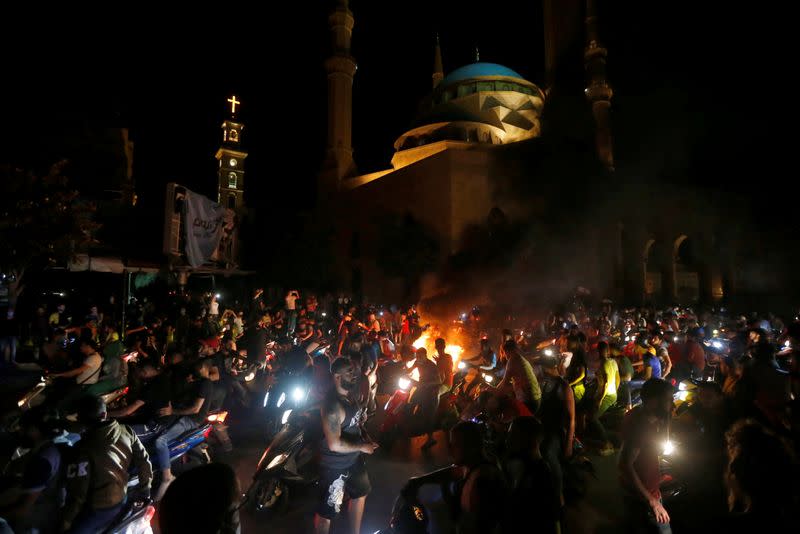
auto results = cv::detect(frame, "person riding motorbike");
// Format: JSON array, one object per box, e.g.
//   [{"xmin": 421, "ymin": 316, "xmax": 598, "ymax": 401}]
[
  {"xmin": 400, "ymin": 421, "xmax": 506, "ymax": 534},
  {"xmin": 496, "ymin": 340, "xmax": 541, "ymax": 415},
  {"xmin": 61, "ymin": 396, "xmax": 152, "ymax": 533},
  {"xmin": 462, "ymin": 338, "xmax": 497, "ymax": 372},
  {"xmin": 0, "ymin": 407, "xmax": 64, "ymax": 534},
  {"xmin": 409, "ymin": 347, "xmax": 442, "ymax": 450}
]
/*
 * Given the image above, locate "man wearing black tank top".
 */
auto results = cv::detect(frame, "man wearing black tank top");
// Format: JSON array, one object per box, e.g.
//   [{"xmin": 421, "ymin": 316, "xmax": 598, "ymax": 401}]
[{"xmin": 314, "ymin": 358, "xmax": 379, "ymax": 534}]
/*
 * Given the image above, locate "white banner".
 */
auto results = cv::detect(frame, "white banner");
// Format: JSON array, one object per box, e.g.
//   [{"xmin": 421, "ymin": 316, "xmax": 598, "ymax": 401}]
[{"xmin": 184, "ymin": 190, "xmax": 228, "ymax": 267}]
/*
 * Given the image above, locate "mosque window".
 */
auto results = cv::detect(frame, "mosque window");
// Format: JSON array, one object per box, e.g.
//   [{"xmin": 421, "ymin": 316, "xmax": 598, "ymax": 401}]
[
  {"xmin": 477, "ymin": 81, "xmax": 494, "ymax": 92},
  {"xmin": 228, "ymin": 172, "xmax": 237, "ymax": 188},
  {"xmin": 500, "ymin": 83, "xmax": 512, "ymax": 91}
]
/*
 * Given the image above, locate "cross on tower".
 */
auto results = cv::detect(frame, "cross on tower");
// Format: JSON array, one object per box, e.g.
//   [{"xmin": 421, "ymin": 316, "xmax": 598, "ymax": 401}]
[{"xmin": 227, "ymin": 95, "xmax": 240, "ymax": 114}]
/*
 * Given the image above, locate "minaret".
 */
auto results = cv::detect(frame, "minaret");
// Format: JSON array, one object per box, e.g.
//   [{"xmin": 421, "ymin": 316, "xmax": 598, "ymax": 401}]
[
  {"xmin": 215, "ymin": 95, "xmax": 247, "ymax": 210},
  {"xmin": 320, "ymin": 0, "xmax": 357, "ymax": 194},
  {"xmin": 432, "ymin": 34, "xmax": 443, "ymax": 88},
  {"xmin": 584, "ymin": 0, "xmax": 615, "ymax": 172}
]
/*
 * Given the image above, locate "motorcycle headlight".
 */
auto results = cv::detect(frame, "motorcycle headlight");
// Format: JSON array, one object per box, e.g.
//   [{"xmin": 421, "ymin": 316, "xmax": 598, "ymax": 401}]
[
  {"xmin": 281, "ymin": 409, "xmax": 292, "ymax": 425},
  {"xmin": 543, "ymin": 349, "xmax": 553, "ymax": 357},
  {"xmin": 266, "ymin": 452, "xmax": 290, "ymax": 470},
  {"xmin": 662, "ymin": 440, "xmax": 675, "ymax": 456},
  {"xmin": 677, "ymin": 391, "xmax": 690, "ymax": 401},
  {"xmin": 457, "ymin": 361, "xmax": 466, "ymax": 370},
  {"xmin": 483, "ymin": 374, "xmax": 494, "ymax": 383},
  {"xmin": 277, "ymin": 392, "xmax": 286, "ymax": 408},
  {"xmin": 712, "ymin": 341, "xmax": 723, "ymax": 349},
  {"xmin": 678, "ymin": 382, "xmax": 690, "ymax": 391},
  {"xmin": 244, "ymin": 372, "xmax": 256, "ymax": 382},
  {"xmin": 292, "ymin": 387, "xmax": 306, "ymax": 402},
  {"xmin": 398, "ymin": 377, "xmax": 411, "ymax": 390}
]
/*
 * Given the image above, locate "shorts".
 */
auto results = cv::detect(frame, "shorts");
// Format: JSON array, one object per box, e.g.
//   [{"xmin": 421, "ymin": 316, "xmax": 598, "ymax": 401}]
[{"xmin": 316, "ymin": 456, "xmax": 371, "ymax": 519}]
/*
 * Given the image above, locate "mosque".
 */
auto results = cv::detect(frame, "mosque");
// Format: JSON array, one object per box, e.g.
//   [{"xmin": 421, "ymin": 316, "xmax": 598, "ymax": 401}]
[{"xmin": 318, "ymin": 0, "xmax": 738, "ymax": 308}]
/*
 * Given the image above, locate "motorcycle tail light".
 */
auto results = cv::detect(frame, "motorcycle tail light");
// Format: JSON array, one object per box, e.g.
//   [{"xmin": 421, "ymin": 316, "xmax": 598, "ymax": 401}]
[
  {"xmin": 202, "ymin": 425, "xmax": 213, "ymax": 438},
  {"xmin": 207, "ymin": 411, "xmax": 228, "ymax": 423},
  {"xmin": 143, "ymin": 505, "xmax": 156, "ymax": 524}
]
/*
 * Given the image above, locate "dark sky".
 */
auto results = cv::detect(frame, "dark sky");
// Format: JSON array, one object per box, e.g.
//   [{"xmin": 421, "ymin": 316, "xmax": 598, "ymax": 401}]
[{"xmin": 1, "ymin": 1, "xmax": 795, "ymax": 226}]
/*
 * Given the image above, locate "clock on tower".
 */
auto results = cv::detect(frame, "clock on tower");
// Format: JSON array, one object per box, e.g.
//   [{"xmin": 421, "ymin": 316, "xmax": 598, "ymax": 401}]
[{"xmin": 215, "ymin": 95, "xmax": 247, "ymax": 210}]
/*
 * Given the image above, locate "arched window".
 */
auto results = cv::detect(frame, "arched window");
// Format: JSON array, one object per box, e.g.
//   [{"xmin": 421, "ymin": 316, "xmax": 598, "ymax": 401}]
[{"xmin": 228, "ymin": 172, "xmax": 237, "ymax": 188}]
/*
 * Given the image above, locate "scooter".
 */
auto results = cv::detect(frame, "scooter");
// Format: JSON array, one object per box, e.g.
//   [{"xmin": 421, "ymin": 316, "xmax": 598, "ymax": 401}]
[
  {"xmin": 128, "ymin": 419, "xmax": 214, "ymax": 487},
  {"xmin": 243, "ymin": 408, "xmax": 321, "ymax": 515},
  {"xmin": 105, "ymin": 499, "xmax": 156, "ymax": 534}
]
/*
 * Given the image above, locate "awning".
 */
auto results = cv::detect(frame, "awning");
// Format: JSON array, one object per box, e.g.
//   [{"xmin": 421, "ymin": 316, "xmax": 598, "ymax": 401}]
[{"xmin": 68, "ymin": 254, "xmax": 160, "ymax": 274}]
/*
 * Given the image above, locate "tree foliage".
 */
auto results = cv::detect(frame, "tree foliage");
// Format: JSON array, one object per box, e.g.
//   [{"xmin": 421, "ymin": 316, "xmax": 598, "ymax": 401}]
[{"xmin": 0, "ymin": 161, "xmax": 99, "ymax": 295}]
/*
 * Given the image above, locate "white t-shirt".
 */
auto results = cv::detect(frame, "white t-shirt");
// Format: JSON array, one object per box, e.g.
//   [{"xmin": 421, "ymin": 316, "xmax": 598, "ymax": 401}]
[{"xmin": 77, "ymin": 352, "xmax": 103, "ymax": 385}]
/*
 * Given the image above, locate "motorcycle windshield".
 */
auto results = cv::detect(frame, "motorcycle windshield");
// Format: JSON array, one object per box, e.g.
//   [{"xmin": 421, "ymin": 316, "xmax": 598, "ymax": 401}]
[{"xmin": 256, "ymin": 425, "xmax": 303, "ymax": 472}]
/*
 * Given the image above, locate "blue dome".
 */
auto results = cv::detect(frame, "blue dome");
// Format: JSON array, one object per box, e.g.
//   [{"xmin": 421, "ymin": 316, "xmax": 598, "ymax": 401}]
[{"xmin": 441, "ymin": 62, "xmax": 525, "ymax": 85}]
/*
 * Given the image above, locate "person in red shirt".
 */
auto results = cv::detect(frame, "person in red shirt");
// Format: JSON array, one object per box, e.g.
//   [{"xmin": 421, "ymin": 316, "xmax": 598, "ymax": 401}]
[{"xmin": 619, "ymin": 378, "xmax": 674, "ymax": 533}]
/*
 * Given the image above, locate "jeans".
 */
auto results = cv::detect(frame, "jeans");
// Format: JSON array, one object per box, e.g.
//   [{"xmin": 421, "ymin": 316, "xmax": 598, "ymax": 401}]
[
  {"xmin": 151, "ymin": 417, "xmax": 197, "ymax": 470},
  {"xmin": 287, "ymin": 309, "xmax": 298, "ymax": 334},
  {"xmin": 586, "ymin": 393, "xmax": 617, "ymax": 444},
  {"xmin": 623, "ymin": 495, "xmax": 672, "ymax": 534},
  {"xmin": 67, "ymin": 497, "xmax": 126, "ymax": 534},
  {"xmin": 0, "ymin": 336, "xmax": 18, "ymax": 363},
  {"xmin": 541, "ymin": 433, "xmax": 564, "ymax": 504}
]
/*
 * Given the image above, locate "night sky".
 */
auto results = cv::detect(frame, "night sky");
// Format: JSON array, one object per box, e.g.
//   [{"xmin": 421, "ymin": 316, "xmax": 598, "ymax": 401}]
[{"xmin": 1, "ymin": 1, "xmax": 796, "ymax": 237}]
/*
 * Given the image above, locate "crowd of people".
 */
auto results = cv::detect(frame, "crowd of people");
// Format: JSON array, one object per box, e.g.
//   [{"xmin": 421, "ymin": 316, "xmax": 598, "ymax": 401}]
[{"xmin": 0, "ymin": 286, "xmax": 798, "ymax": 533}]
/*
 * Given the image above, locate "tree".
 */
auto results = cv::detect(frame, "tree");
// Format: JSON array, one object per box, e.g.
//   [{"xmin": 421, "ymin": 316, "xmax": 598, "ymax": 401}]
[{"xmin": 0, "ymin": 161, "xmax": 99, "ymax": 307}]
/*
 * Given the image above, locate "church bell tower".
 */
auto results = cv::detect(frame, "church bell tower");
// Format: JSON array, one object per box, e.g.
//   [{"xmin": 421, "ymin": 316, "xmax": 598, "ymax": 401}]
[{"xmin": 216, "ymin": 95, "xmax": 247, "ymax": 210}]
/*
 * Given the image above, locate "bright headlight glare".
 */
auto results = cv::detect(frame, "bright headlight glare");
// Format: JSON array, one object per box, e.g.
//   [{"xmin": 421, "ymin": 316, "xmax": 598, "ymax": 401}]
[
  {"xmin": 292, "ymin": 387, "xmax": 306, "ymax": 402},
  {"xmin": 712, "ymin": 341, "xmax": 723, "ymax": 349},
  {"xmin": 483, "ymin": 374, "xmax": 494, "ymax": 383},
  {"xmin": 17, "ymin": 399, "xmax": 25, "ymax": 408},
  {"xmin": 543, "ymin": 349, "xmax": 553, "ymax": 356},
  {"xmin": 457, "ymin": 361, "xmax": 466, "ymax": 370},
  {"xmin": 677, "ymin": 391, "xmax": 689, "ymax": 401},
  {"xmin": 277, "ymin": 392, "xmax": 286, "ymax": 408},
  {"xmin": 281, "ymin": 409, "xmax": 292, "ymax": 425},
  {"xmin": 679, "ymin": 382, "xmax": 689, "ymax": 391},
  {"xmin": 244, "ymin": 372, "xmax": 255, "ymax": 382},
  {"xmin": 662, "ymin": 440, "xmax": 675, "ymax": 456},
  {"xmin": 266, "ymin": 452, "xmax": 289, "ymax": 470},
  {"xmin": 398, "ymin": 377, "xmax": 411, "ymax": 390}
]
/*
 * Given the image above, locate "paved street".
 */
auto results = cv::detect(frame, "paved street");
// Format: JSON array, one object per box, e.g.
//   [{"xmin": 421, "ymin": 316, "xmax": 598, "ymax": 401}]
[{"xmin": 225, "ymin": 396, "xmax": 626, "ymax": 534}]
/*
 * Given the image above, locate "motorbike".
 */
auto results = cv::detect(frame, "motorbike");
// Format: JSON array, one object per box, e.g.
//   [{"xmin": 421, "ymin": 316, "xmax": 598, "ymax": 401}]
[
  {"xmin": 374, "ymin": 493, "xmax": 430, "ymax": 534},
  {"xmin": 243, "ymin": 408, "xmax": 321, "ymax": 514},
  {"xmin": 262, "ymin": 368, "xmax": 313, "ymax": 436},
  {"xmin": 128, "ymin": 417, "xmax": 215, "ymax": 487},
  {"xmin": 105, "ymin": 499, "xmax": 156, "ymax": 534}
]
